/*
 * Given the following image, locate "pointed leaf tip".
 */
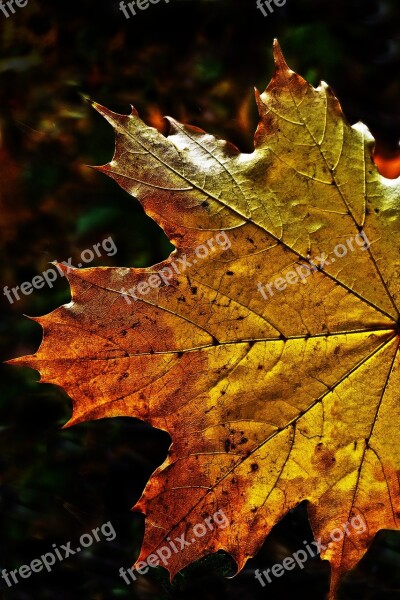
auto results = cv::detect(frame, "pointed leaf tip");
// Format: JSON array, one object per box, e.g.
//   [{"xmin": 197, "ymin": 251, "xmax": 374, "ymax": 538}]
[
  {"xmin": 129, "ymin": 104, "xmax": 139, "ymax": 117},
  {"xmin": 273, "ymin": 39, "xmax": 289, "ymax": 71},
  {"xmin": 5, "ymin": 355, "xmax": 35, "ymax": 368},
  {"xmin": 79, "ymin": 93, "xmax": 93, "ymax": 105},
  {"xmin": 50, "ymin": 261, "xmax": 70, "ymax": 275}
]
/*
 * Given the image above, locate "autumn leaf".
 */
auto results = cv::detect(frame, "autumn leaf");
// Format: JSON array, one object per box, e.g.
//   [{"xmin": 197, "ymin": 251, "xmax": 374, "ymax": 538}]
[
  {"xmin": 374, "ymin": 150, "xmax": 400, "ymax": 179},
  {"xmin": 10, "ymin": 41, "xmax": 400, "ymax": 598}
]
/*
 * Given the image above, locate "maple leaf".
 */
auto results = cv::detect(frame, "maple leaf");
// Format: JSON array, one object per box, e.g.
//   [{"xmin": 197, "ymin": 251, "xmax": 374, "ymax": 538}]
[{"xmin": 10, "ymin": 41, "xmax": 400, "ymax": 598}]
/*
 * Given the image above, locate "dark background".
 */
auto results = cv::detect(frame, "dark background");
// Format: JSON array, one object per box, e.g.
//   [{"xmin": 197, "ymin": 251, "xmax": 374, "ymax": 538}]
[{"xmin": 1, "ymin": 0, "xmax": 400, "ymax": 598}]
